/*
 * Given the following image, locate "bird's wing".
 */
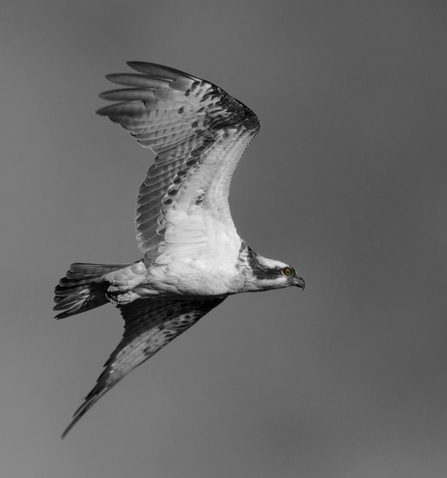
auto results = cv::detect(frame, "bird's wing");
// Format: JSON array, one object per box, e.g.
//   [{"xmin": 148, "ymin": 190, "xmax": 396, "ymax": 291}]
[
  {"xmin": 97, "ymin": 62, "xmax": 260, "ymax": 266},
  {"xmin": 62, "ymin": 296, "xmax": 224, "ymax": 438}
]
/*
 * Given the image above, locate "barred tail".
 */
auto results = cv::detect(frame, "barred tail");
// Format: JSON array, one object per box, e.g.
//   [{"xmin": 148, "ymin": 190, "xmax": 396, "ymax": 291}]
[{"xmin": 53, "ymin": 262, "xmax": 132, "ymax": 319}]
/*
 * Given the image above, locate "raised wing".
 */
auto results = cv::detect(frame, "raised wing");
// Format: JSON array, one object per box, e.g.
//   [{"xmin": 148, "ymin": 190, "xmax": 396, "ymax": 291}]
[
  {"xmin": 62, "ymin": 296, "xmax": 224, "ymax": 438},
  {"xmin": 97, "ymin": 62, "xmax": 260, "ymax": 265}
]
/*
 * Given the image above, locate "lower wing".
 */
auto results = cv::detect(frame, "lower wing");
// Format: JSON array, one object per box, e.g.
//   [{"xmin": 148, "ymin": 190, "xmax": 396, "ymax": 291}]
[{"xmin": 62, "ymin": 295, "xmax": 225, "ymax": 438}]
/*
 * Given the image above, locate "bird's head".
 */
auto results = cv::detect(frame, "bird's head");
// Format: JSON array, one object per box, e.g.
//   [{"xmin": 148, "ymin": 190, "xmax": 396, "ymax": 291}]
[{"xmin": 243, "ymin": 252, "xmax": 305, "ymax": 292}]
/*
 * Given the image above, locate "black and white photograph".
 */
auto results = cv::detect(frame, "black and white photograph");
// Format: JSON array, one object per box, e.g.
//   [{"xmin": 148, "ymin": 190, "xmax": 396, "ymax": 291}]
[{"xmin": 1, "ymin": 1, "xmax": 447, "ymax": 477}]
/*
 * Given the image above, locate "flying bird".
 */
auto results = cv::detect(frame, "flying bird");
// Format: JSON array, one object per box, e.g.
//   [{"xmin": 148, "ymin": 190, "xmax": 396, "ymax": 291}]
[{"xmin": 54, "ymin": 62, "xmax": 305, "ymax": 437}]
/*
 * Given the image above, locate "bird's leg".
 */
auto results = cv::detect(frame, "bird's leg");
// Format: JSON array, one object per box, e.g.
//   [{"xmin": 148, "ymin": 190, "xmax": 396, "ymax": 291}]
[
  {"xmin": 102, "ymin": 262, "xmax": 148, "ymax": 304},
  {"xmin": 103, "ymin": 262, "xmax": 147, "ymax": 291}
]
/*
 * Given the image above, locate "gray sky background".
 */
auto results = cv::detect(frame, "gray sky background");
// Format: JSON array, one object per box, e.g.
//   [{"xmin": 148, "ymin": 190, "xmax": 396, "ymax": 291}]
[{"xmin": 1, "ymin": 0, "xmax": 447, "ymax": 477}]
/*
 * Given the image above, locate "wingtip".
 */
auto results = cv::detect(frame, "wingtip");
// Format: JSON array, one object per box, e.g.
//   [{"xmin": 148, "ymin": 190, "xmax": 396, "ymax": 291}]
[
  {"xmin": 95, "ymin": 105, "xmax": 107, "ymax": 116},
  {"xmin": 60, "ymin": 396, "xmax": 97, "ymax": 439},
  {"xmin": 126, "ymin": 61, "xmax": 153, "ymax": 74},
  {"xmin": 61, "ymin": 420, "xmax": 76, "ymax": 440},
  {"xmin": 126, "ymin": 60, "xmax": 142, "ymax": 68},
  {"xmin": 60, "ymin": 382, "xmax": 111, "ymax": 438}
]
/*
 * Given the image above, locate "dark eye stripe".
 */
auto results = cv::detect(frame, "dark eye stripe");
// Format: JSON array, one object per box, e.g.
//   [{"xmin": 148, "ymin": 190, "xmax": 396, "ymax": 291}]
[{"xmin": 242, "ymin": 243, "xmax": 293, "ymax": 280}]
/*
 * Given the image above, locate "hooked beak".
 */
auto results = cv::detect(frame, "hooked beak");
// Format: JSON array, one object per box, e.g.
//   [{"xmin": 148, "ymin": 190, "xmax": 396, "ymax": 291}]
[{"xmin": 293, "ymin": 276, "xmax": 305, "ymax": 290}]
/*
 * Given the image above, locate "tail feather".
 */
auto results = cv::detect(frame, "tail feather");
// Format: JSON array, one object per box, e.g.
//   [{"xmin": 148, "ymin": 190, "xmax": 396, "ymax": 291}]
[{"xmin": 54, "ymin": 262, "xmax": 132, "ymax": 319}]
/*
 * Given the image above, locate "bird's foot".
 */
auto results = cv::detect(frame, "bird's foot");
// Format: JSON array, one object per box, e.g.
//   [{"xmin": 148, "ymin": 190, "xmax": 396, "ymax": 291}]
[{"xmin": 105, "ymin": 289, "xmax": 140, "ymax": 305}]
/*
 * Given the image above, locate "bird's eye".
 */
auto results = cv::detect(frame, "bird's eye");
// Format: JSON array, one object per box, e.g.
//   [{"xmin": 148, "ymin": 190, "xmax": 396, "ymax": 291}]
[{"xmin": 283, "ymin": 267, "xmax": 292, "ymax": 276}]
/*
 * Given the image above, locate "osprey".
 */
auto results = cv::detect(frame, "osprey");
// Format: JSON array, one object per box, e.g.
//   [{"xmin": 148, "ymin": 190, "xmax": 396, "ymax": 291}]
[{"xmin": 54, "ymin": 62, "xmax": 305, "ymax": 437}]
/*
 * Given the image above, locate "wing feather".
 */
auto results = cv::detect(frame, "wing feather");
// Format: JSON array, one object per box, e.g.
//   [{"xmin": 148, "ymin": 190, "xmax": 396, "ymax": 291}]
[
  {"xmin": 61, "ymin": 296, "xmax": 224, "ymax": 438},
  {"xmin": 97, "ymin": 62, "xmax": 259, "ymax": 265}
]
